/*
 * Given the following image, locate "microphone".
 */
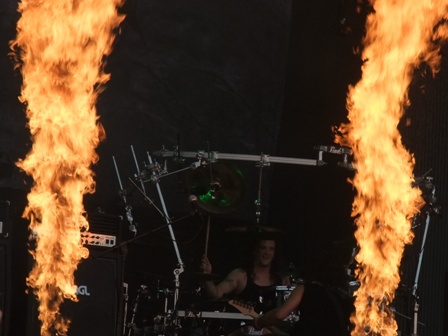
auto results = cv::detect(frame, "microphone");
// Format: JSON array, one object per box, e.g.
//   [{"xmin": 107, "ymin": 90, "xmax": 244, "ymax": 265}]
[
  {"xmin": 188, "ymin": 194, "xmax": 199, "ymax": 214},
  {"xmin": 125, "ymin": 205, "xmax": 137, "ymax": 235},
  {"xmin": 129, "ymin": 223, "xmax": 137, "ymax": 234}
]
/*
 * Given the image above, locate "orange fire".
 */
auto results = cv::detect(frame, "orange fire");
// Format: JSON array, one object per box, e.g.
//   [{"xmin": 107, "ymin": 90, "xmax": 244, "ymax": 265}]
[
  {"xmin": 336, "ymin": 1, "xmax": 448, "ymax": 335},
  {"xmin": 11, "ymin": 0, "xmax": 124, "ymax": 334}
]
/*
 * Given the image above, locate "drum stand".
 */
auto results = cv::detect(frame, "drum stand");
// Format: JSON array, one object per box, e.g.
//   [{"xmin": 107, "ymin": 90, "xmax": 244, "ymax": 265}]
[{"xmin": 126, "ymin": 285, "xmax": 149, "ymax": 336}]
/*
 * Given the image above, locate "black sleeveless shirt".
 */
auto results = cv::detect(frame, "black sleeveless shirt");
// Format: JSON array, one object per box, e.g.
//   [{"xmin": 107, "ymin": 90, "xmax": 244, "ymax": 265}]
[
  {"xmin": 232, "ymin": 271, "xmax": 283, "ymax": 314},
  {"xmin": 220, "ymin": 271, "xmax": 285, "ymax": 335}
]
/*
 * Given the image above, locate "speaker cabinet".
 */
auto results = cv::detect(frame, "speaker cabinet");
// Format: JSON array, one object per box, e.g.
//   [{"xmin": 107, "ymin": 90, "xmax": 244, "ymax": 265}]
[
  {"xmin": 444, "ymin": 271, "xmax": 448, "ymax": 336},
  {"xmin": 27, "ymin": 248, "xmax": 124, "ymax": 336},
  {"xmin": 0, "ymin": 243, "xmax": 11, "ymax": 336},
  {"xmin": 0, "ymin": 200, "xmax": 11, "ymax": 336}
]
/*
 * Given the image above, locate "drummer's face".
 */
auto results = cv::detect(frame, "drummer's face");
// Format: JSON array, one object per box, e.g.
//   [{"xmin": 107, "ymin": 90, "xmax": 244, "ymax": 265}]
[{"xmin": 255, "ymin": 240, "xmax": 276, "ymax": 267}]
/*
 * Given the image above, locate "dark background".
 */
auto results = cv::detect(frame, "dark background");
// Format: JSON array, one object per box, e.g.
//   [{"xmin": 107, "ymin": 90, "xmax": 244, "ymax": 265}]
[{"xmin": 1, "ymin": 1, "xmax": 448, "ymax": 335}]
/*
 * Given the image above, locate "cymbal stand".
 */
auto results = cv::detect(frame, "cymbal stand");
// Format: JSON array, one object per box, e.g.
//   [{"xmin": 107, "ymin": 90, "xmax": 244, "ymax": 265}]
[
  {"xmin": 113, "ymin": 145, "xmax": 151, "ymax": 238},
  {"xmin": 112, "ymin": 155, "xmax": 133, "ymax": 335},
  {"xmin": 146, "ymin": 152, "xmax": 186, "ymax": 332},
  {"xmin": 410, "ymin": 177, "xmax": 437, "ymax": 336},
  {"xmin": 98, "ymin": 173, "xmax": 193, "ymax": 332},
  {"xmin": 113, "ymin": 155, "xmax": 127, "ymax": 204},
  {"xmin": 254, "ymin": 153, "xmax": 270, "ymax": 224},
  {"xmin": 113, "ymin": 155, "xmax": 137, "ymax": 235},
  {"xmin": 131, "ymin": 145, "xmax": 147, "ymax": 195}
]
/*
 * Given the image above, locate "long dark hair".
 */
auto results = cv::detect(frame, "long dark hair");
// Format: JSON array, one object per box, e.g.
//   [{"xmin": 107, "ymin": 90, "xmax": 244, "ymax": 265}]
[{"xmin": 241, "ymin": 236, "xmax": 286, "ymax": 283}]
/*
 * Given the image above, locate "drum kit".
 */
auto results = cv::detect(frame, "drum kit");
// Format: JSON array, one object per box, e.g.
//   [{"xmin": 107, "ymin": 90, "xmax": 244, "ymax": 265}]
[
  {"xmin": 110, "ymin": 145, "xmax": 352, "ymax": 336},
  {"xmin": 124, "ymin": 284, "xmax": 300, "ymax": 336}
]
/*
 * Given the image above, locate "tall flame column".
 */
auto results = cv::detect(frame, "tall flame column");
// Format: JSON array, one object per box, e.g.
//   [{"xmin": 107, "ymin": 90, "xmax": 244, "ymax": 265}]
[
  {"xmin": 336, "ymin": 1, "xmax": 448, "ymax": 335},
  {"xmin": 11, "ymin": 0, "xmax": 124, "ymax": 334}
]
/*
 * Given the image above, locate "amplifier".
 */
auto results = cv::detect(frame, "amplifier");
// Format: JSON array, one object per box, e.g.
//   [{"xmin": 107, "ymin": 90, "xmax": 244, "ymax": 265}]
[
  {"xmin": 84, "ymin": 211, "xmax": 122, "ymax": 246},
  {"xmin": 81, "ymin": 232, "xmax": 116, "ymax": 247},
  {"xmin": 0, "ymin": 201, "xmax": 10, "ymax": 237}
]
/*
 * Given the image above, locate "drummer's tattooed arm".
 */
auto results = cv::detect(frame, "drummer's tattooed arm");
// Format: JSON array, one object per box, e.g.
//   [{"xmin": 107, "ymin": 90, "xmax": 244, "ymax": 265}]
[
  {"xmin": 224, "ymin": 277, "xmax": 236, "ymax": 291},
  {"xmin": 224, "ymin": 275, "xmax": 238, "ymax": 294},
  {"xmin": 208, "ymin": 267, "xmax": 246, "ymax": 298},
  {"xmin": 221, "ymin": 268, "xmax": 245, "ymax": 294}
]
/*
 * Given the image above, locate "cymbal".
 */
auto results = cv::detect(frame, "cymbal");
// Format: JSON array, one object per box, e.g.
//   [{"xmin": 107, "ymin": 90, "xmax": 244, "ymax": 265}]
[
  {"xmin": 225, "ymin": 225, "xmax": 286, "ymax": 234},
  {"xmin": 185, "ymin": 162, "xmax": 245, "ymax": 214}
]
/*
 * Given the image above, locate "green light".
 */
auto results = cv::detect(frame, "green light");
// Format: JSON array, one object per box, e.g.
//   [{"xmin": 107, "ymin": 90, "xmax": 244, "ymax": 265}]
[{"xmin": 199, "ymin": 191, "xmax": 231, "ymax": 208}]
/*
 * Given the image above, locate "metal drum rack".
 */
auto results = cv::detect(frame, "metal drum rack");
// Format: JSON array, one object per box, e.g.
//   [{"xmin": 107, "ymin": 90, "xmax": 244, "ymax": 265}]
[{"xmin": 116, "ymin": 145, "xmax": 353, "ymax": 336}]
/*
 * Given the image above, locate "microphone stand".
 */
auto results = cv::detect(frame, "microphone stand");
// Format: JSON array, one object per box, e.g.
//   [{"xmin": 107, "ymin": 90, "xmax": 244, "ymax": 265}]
[
  {"xmin": 146, "ymin": 152, "xmax": 185, "ymax": 334},
  {"xmin": 410, "ymin": 179, "xmax": 436, "ymax": 336},
  {"xmin": 410, "ymin": 213, "xmax": 430, "ymax": 336},
  {"xmin": 254, "ymin": 153, "xmax": 269, "ymax": 224},
  {"xmin": 112, "ymin": 155, "xmax": 134, "ymax": 334}
]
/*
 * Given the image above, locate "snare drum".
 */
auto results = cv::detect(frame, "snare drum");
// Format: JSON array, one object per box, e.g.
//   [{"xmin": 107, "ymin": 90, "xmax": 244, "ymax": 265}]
[
  {"xmin": 273, "ymin": 285, "xmax": 300, "ymax": 333},
  {"xmin": 274, "ymin": 285, "xmax": 297, "ymax": 309}
]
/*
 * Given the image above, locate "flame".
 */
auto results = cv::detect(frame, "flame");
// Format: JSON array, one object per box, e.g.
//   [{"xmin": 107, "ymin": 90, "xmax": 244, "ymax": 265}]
[
  {"xmin": 11, "ymin": 0, "xmax": 124, "ymax": 334},
  {"xmin": 336, "ymin": 1, "xmax": 448, "ymax": 335}
]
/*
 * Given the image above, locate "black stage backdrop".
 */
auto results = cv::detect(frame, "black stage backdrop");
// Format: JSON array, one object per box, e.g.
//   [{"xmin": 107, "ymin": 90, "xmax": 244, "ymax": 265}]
[{"xmin": 1, "ymin": 1, "xmax": 448, "ymax": 335}]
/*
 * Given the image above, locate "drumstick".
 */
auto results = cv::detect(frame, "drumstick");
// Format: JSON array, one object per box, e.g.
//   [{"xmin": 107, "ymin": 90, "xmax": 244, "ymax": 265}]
[{"xmin": 204, "ymin": 215, "xmax": 211, "ymax": 259}]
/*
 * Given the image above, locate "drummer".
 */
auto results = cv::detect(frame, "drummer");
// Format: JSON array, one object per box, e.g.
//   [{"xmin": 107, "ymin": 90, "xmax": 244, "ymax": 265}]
[{"xmin": 200, "ymin": 236, "xmax": 291, "ymax": 324}]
